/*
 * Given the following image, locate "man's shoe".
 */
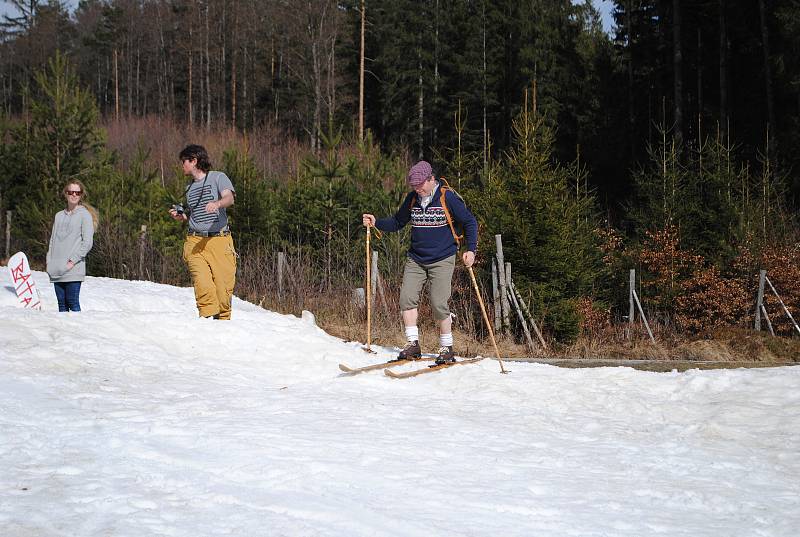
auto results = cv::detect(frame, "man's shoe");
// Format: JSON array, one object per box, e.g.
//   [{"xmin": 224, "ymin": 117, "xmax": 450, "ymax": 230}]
[
  {"xmin": 434, "ymin": 346, "xmax": 455, "ymax": 365},
  {"xmin": 397, "ymin": 340, "xmax": 422, "ymax": 360}
]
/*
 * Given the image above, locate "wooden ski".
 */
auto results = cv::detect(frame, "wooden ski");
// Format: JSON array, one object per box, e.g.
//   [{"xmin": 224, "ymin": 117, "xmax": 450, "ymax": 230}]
[
  {"xmin": 383, "ymin": 357, "xmax": 485, "ymax": 379},
  {"xmin": 339, "ymin": 357, "xmax": 434, "ymax": 375}
]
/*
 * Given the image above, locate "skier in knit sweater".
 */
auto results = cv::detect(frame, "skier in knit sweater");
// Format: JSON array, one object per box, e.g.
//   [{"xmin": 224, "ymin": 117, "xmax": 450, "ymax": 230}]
[{"xmin": 362, "ymin": 161, "xmax": 478, "ymax": 364}]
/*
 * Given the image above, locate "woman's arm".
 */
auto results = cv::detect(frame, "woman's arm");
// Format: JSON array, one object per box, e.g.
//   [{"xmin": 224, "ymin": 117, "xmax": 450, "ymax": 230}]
[
  {"xmin": 70, "ymin": 210, "xmax": 95, "ymax": 263},
  {"xmin": 46, "ymin": 214, "xmax": 57, "ymax": 266}
]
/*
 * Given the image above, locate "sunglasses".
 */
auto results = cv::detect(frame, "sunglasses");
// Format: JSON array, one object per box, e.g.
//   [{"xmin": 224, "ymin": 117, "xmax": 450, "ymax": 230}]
[{"xmin": 66, "ymin": 191, "xmax": 82, "ymax": 196}]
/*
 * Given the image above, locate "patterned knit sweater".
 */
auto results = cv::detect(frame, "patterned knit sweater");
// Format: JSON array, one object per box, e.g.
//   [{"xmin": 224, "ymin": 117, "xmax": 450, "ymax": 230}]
[{"xmin": 375, "ymin": 182, "xmax": 478, "ymax": 264}]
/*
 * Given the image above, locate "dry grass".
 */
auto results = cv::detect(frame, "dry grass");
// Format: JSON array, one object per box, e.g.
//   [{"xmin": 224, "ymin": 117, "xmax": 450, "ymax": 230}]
[
  {"xmin": 236, "ymin": 249, "xmax": 800, "ymax": 364},
  {"xmin": 563, "ymin": 324, "xmax": 800, "ymax": 363},
  {"xmin": 271, "ymin": 296, "xmax": 800, "ymax": 364}
]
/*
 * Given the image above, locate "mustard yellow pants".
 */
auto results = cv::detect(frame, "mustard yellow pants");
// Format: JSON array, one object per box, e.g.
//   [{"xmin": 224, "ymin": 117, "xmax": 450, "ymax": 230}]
[{"xmin": 183, "ymin": 235, "xmax": 237, "ymax": 320}]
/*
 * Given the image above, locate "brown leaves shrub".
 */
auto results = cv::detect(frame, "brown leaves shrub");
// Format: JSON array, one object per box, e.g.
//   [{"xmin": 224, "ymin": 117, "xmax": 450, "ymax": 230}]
[
  {"xmin": 576, "ymin": 297, "xmax": 611, "ymax": 336},
  {"xmin": 675, "ymin": 266, "xmax": 750, "ymax": 332},
  {"xmin": 632, "ymin": 225, "xmax": 758, "ymax": 333},
  {"xmin": 580, "ymin": 225, "xmax": 799, "ymax": 337},
  {"xmin": 595, "ymin": 226, "xmax": 625, "ymax": 266},
  {"xmin": 635, "ymin": 225, "xmax": 704, "ymax": 312}
]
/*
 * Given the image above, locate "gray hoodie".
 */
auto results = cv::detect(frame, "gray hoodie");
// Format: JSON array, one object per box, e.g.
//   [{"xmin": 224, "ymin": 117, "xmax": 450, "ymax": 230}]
[{"xmin": 46, "ymin": 205, "xmax": 95, "ymax": 282}]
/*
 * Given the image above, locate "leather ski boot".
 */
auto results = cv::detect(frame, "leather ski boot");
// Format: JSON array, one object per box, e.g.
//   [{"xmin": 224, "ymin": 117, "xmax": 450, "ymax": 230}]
[
  {"xmin": 397, "ymin": 340, "xmax": 422, "ymax": 361},
  {"xmin": 434, "ymin": 346, "xmax": 455, "ymax": 365}
]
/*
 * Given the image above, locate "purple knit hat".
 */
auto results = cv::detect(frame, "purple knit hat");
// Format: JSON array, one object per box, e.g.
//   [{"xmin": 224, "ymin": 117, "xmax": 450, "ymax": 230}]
[{"xmin": 407, "ymin": 161, "xmax": 432, "ymax": 187}]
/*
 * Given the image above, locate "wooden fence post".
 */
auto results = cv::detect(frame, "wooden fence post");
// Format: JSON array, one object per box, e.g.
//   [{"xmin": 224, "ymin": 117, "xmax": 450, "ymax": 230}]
[
  {"xmin": 629, "ymin": 269, "xmax": 635, "ymax": 325},
  {"xmin": 138, "ymin": 225, "xmax": 147, "ymax": 280},
  {"xmin": 627, "ymin": 268, "xmax": 655, "ymax": 343},
  {"xmin": 511, "ymin": 281, "xmax": 547, "ymax": 350},
  {"xmin": 4, "ymin": 210, "xmax": 11, "ymax": 260},
  {"xmin": 376, "ymin": 270, "xmax": 387, "ymax": 312},
  {"xmin": 761, "ymin": 304, "xmax": 775, "ymax": 336},
  {"xmin": 631, "ymin": 287, "xmax": 656, "ymax": 344},
  {"xmin": 627, "ymin": 269, "xmax": 635, "ymax": 341},
  {"xmin": 491, "ymin": 260, "xmax": 501, "ymax": 332},
  {"xmin": 755, "ymin": 269, "xmax": 766, "ymax": 331},
  {"xmin": 505, "ymin": 264, "xmax": 536, "ymax": 353},
  {"xmin": 277, "ymin": 251, "xmax": 286, "ymax": 299},
  {"xmin": 495, "ymin": 234, "xmax": 510, "ymax": 331}
]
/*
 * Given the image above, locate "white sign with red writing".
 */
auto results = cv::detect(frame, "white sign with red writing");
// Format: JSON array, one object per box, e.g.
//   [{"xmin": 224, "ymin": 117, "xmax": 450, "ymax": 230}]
[{"xmin": 7, "ymin": 251, "xmax": 42, "ymax": 310}]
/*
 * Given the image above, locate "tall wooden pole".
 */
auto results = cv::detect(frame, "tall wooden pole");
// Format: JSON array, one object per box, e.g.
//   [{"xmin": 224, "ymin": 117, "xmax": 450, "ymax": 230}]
[
  {"xmin": 719, "ymin": 0, "xmax": 728, "ymax": 138},
  {"xmin": 358, "ymin": 0, "xmax": 365, "ymax": 141},
  {"xmin": 114, "ymin": 48, "xmax": 120, "ymax": 122},
  {"xmin": 758, "ymin": 0, "xmax": 776, "ymax": 151},
  {"xmin": 467, "ymin": 266, "xmax": 507, "ymax": 374},
  {"xmin": 364, "ymin": 225, "xmax": 373, "ymax": 352},
  {"xmin": 673, "ymin": 0, "xmax": 684, "ymax": 146},
  {"xmin": 371, "ymin": 250, "xmax": 378, "ymax": 300}
]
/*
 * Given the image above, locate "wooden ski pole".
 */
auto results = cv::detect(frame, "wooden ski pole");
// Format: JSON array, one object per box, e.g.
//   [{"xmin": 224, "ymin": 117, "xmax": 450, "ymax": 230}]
[
  {"xmin": 363, "ymin": 224, "xmax": 375, "ymax": 352},
  {"xmin": 467, "ymin": 265, "xmax": 508, "ymax": 374}
]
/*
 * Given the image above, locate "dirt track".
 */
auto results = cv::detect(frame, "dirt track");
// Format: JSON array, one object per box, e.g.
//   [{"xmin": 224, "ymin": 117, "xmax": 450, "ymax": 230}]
[{"xmin": 506, "ymin": 357, "xmax": 800, "ymax": 372}]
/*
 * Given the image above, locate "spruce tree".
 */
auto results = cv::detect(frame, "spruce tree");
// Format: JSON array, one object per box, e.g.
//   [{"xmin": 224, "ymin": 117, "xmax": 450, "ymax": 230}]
[
  {"xmin": 469, "ymin": 92, "xmax": 600, "ymax": 342},
  {"xmin": 7, "ymin": 52, "xmax": 102, "ymax": 260}
]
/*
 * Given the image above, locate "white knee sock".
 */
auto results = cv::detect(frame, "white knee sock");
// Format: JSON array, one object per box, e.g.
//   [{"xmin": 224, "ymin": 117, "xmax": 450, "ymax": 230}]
[
  {"xmin": 439, "ymin": 332, "xmax": 453, "ymax": 347},
  {"xmin": 405, "ymin": 326, "xmax": 419, "ymax": 343}
]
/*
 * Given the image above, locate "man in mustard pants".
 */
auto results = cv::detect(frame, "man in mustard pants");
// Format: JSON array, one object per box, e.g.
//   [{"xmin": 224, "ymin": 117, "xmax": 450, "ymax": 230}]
[{"xmin": 169, "ymin": 144, "xmax": 237, "ymax": 320}]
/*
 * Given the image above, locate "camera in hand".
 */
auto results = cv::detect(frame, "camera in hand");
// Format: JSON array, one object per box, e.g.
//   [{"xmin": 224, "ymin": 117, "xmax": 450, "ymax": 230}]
[{"xmin": 172, "ymin": 203, "xmax": 185, "ymax": 215}]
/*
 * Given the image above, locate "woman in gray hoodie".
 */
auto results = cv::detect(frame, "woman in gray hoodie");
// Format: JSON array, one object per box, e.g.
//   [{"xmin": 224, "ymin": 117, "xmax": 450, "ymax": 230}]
[{"xmin": 46, "ymin": 180, "xmax": 96, "ymax": 312}]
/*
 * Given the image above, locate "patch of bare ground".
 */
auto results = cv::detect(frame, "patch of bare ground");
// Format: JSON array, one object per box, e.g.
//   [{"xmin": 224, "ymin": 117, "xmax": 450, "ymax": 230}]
[
  {"xmin": 320, "ymin": 313, "xmax": 799, "ymax": 371},
  {"xmin": 322, "ymin": 320, "xmax": 530, "ymax": 360},
  {"xmin": 679, "ymin": 326, "xmax": 800, "ymax": 363},
  {"xmin": 260, "ymin": 285, "xmax": 796, "ymax": 371}
]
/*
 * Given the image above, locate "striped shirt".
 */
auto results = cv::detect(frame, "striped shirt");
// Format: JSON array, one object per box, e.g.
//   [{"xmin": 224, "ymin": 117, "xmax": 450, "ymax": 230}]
[{"xmin": 185, "ymin": 171, "xmax": 235, "ymax": 233}]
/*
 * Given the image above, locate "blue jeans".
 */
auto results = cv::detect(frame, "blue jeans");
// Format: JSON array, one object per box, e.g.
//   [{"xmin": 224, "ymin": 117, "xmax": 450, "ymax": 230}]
[{"xmin": 54, "ymin": 281, "xmax": 82, "ymax": 312}]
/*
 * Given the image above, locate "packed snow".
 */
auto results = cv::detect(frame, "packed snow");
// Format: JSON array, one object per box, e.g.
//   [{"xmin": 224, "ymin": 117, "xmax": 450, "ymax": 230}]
[{"xmin": 1, "ymin": 269, "xmax": 799, "ymax": 536}]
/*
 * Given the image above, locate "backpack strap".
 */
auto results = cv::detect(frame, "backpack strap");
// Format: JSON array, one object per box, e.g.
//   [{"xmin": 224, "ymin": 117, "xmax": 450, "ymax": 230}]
[
  {"xmin": 407, "ymin": 178, "xmax": 463, "ymax": 249},
  {"xmin": 407, "ymin": 192, "xmax": 417, "ymax": 212},
  {"xmin": 439, "ymin": 178, "xmax": 464, "ymax": 249}
]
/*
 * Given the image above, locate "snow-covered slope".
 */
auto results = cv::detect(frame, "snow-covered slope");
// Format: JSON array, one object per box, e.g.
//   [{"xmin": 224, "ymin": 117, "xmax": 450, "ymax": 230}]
[{"xmin": 1, "ymin": 270, "xmax": 799, "ymax": 536}]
